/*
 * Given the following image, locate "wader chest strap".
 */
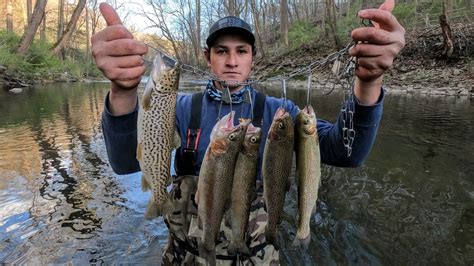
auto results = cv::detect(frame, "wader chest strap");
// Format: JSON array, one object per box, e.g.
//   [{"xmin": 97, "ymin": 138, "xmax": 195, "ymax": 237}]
[
  {"xmin": 252, "ymin": 91, "xmax": 266, "ymax": 128},
  {"xmin": 182, "ymin": 92, "xmax": 203, "ymax": 175}
]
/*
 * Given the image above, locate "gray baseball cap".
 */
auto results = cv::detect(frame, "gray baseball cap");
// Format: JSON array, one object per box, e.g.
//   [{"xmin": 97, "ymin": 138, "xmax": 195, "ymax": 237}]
[{"xmin": 206, "ymin": 16, "xmax": 255, "ymax": 48}]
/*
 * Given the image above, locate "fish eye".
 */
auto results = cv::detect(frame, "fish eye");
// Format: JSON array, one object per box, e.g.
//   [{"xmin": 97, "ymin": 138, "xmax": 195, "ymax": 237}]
[
  {"xmin": 250, "ymin": 136, "xmax": 257, "ymax": 143},
  {"xmin": 229, "ymin": 133, "xmax": 236, "ymax": 140},
  {"xmin": 278, "ymin": 122, "xmax": 284, "ymax": 129}
]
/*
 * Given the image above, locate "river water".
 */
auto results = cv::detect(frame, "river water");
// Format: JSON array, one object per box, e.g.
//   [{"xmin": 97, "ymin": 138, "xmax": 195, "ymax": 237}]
[{"xmin": 0, "ymin": 82, "xmax": 473, "ymax": 265}]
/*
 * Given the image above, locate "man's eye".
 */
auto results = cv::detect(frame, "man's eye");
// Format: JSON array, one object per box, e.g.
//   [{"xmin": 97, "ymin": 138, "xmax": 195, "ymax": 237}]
[
  {"xmin": 216, "ymin": 50, "xmax": 226, "ymax": 54},
  {"xmin": 238, "ymin": 49, "xmax": 248, "ymax": 54}
]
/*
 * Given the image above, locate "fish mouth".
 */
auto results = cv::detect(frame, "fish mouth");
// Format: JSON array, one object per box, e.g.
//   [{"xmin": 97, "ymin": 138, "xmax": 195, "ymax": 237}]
[
  {"xmin": 304, "ymin": 105, "xmax": 314, "ymax": 115},
  {"xmin": 274, "ymin": 107, "xmax": 289, "ymax": 120},
  {"xmin": 246, "ymin": 123, "xmax": 261, "ymax": 134},
  {"xmin": 153, "ymin": 51, "xmax": 179, "ymax": 75}
]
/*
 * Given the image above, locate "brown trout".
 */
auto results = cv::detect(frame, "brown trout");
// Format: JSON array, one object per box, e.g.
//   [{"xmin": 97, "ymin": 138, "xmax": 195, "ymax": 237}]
[
  {"xmin": 197, "ymin": 111, "xmax": 247, "ymax": 265},
  {"xmin": 137, "ymin": 52, "xmax": 180, "ymax": 219},
  {"xmin": 228, "ymin": 122, "xmax": 262, "ymax": 256},
  {"xmin": 262, "ymin": 107, "xmax": 294, "ymax": 249},
  {"xmin": 294, "ymin": 105, "xmax": 321, "ymax": 250}
]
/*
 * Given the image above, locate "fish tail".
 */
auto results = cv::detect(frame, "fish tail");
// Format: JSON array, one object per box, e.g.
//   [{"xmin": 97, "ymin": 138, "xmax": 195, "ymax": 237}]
[
  {"xmin": 161, "ymin": 197, "xmax": 174, "ymax": 215},
  {"xmin": 198, "ymin": 245, "xmax": 216, "ymax": 266},
  {"xmin": 292, "ymin": 234, "xmax": 311, "ymax": 251},
  {"xmin": 144, "ymin": 200, "xmax": 159, "ymax": 219},
  {"xmin": 265, "ymin": 227, "xmax": 280, "ymax": 250},
  {"xmin": 144, "ymin": 197, "xmax": 174, "ymax": 219},
  {"xmin": 228, "ymin": 241, "xmax": 250, "ymax": 256}
]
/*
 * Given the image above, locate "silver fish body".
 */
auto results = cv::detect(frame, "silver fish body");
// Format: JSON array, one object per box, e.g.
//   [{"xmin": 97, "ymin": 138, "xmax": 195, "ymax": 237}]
[
  {"xmin": 294, "ymin": 105, "xmax": 321, "ymax": 250},
  {"xmin": 262, "ymin": 107, "xmax": 294, "ymax": 249},
  {"xmin": 228, "ymin": 121, "xmax": 262, "ymax": 256},
  {"xmin": 197, "ymin": 112, "xmax": 247, "ymax": 265}
]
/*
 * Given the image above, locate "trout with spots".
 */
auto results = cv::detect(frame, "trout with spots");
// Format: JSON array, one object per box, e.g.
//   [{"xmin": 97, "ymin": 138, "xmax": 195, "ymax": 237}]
[
  {"xmin": 293, "ymin": 105, "xmax": 321, "ymax": 250},
  {"xmin": 262, "ymin": 107, "xmax": 294, "ymax": 249},
  {"xmin": 196, "ymin": 112, "xmax": 247, "ymax": 266},
  {"xmin": 137, "ymin": 52, "xmax": 180, "ymax": 219}
]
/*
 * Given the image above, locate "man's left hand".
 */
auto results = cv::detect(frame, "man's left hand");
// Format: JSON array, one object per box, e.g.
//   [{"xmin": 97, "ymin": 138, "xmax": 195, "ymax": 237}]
[{"xmin": 350, "ymin": 1, "xmax": 405, "ymax": 105}]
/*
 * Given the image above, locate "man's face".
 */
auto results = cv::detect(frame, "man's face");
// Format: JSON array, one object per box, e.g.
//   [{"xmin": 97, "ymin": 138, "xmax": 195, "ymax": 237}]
[{"xmin": 206, "ymin": 34, "xmax": 253, "ymax": 90}]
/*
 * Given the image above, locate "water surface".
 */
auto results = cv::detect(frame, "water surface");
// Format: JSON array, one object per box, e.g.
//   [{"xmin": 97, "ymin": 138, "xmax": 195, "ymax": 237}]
[{"xmin": 0, "ymin": 82, "xmax": 473, "ymax": 264}]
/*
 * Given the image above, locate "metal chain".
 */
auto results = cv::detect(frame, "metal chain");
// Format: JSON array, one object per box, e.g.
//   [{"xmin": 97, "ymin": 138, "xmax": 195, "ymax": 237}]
[{"xmin": 145, "ymin": 39, "xmax": 359, "ymax": 156}]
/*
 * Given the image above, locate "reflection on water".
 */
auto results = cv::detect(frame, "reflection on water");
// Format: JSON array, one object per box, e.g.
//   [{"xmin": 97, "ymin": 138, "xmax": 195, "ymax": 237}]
[{"xmin": 0, "ymin": 83, "xmax": 473, "ymax": 264}]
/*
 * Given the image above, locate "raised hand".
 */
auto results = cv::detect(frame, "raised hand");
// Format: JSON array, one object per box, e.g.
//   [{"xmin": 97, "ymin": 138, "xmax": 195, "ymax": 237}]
[
  {"xmin": 91, "ymin": 3, "xmax": 148, "ymax": 115},
  {"xmin": 350, "ymin": 0, "xmax": 405, "ymax": 105}
]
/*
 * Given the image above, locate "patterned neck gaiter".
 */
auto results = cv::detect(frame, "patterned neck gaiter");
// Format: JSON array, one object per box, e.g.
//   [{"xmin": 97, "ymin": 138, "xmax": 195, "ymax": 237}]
[{"xmin": 205, "ymin": 80, "xmax": 251, "ymax": 104}]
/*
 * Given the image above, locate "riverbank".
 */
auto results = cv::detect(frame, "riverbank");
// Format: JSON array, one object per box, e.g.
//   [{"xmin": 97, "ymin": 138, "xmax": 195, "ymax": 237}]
[
  {"xmin": 2, "ymin": 23, "xmax": 473, "ymax": 97},
  {"xmin": 253, "ymin": 22, "xmax": 474, "ymax": 97}
]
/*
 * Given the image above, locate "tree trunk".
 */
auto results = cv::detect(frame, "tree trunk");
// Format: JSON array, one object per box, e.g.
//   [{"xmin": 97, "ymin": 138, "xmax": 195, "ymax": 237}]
[
  {"xmin": 17, "ymin": 0, "xmax": 48, "ymax": 56},
  {"xmin": 85, "ymin": 5, "xmax": 91, "ymax": 62},
  {"xmin": 6, "ymin": 0, "xmax": 13, "ymax": 33},
  {"xmin": 27, "ymin": 0, "xmax": 33, "ymax": 25},
  {"xmin": 326, "ymin": 0, "xmax": 341, "ymax": 48},
  {"xmin": 281, "ymin": 0, "xmax": 289, "ymax": 48},
  {"xmin": 57, "ymin": 0, "xmax": 65, "ymax": 41},
  {"xmin": 440, "ymin": 3, "xmax": 454, "ymax": 58},
  {"xmin": 40, "ymin": 13, "xmax": 47, "ymax": 41},
  {"xmin": 251, "ymin": 0, "xmax": 266, "ymax": 60},
  {"xmin": 52, "ymin": 0, "xmax": 87, "ymax": 57}
]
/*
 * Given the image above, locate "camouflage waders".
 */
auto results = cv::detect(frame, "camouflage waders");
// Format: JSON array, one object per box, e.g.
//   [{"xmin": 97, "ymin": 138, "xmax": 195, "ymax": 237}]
[{"xmin": 162, "ymin": 175, "xmax": 279, "ymax": 265}]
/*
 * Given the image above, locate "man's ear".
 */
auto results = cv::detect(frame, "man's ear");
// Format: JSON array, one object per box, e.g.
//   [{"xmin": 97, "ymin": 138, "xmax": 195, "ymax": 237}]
[{"xmin": 203, "ymin": 48, "xmax": 211, "ymax": 66}]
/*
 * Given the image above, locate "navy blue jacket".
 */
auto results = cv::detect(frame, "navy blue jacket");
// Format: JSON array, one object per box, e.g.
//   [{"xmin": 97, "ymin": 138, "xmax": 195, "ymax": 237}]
[{"xmin": 101, "ymin": 86, "xmax": 384, "ymax": 177}]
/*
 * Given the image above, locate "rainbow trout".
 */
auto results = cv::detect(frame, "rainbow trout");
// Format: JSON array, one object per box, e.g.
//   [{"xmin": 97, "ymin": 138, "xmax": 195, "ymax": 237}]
[
  {"xmin": 294, "ymin": 105, "xmax": 321, "ymax": 250},
  {"xmin": 228, "ymin": 122, "xmax": 262, "ymax": 256},
  {"xmin": 197, "ymin": 112, "xmax": 247, "ymax": 265},
  {"xmin": 262, "ymin": 107, "xmax": 294, "ymax": 249},
  {"xmin": 137, "ymin": 52, "xmax": 180, "ymax": 219}
]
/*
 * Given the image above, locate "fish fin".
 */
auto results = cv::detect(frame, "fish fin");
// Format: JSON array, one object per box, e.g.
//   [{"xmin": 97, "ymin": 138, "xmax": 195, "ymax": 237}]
[
  {"xmin": 136, "ymin": 143, "xmax": 142, "ymax": 161},
  {"xmin": 141, "ymin": 175, "xmax": 151, "ymax": 191},
  {"xmin": 144, "ymin": 200, "xmax": 159, "ymax": 219},
  {"xmin": 198, "ymin": 246, "xmax": 216, "ymax": 266},
  {"xmin": 173, "ymin": 129, "xmax": 181, "ymax": 149},
  {"xmin": 292, "ymin": 234, "xmax": 311, "ymax": 251},
  {"xmin": 141, "ymin": 82, "xmax": 153, "ymax": 110}
]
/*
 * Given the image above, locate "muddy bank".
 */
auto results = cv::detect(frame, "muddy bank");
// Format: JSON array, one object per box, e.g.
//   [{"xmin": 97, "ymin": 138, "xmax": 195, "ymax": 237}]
[{"xmin": 254, "ymin": 22, "xmax": 474, "ymax": 97}]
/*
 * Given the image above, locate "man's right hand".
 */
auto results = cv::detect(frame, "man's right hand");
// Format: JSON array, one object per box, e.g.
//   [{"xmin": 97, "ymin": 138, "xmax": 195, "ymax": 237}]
[{"xmin": 91, "ymin": 2, "xmax": 148, "ymax": 115}]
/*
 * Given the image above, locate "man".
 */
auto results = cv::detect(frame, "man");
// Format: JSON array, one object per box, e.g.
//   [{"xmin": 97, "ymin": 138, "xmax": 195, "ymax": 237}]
[{"xmin": 92, "ymin": 2, "xmax": 405, "ymax": 264}]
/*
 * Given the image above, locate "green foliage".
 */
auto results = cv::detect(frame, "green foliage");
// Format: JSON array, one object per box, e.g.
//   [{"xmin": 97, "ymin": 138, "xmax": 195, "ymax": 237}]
[
  {"xmin": 288, "ymin": 21, "xmax": 321, "ymax": 49},
  {"xmin": 0, "ymin": 30, "xmax": 98, "ymax": 79}
]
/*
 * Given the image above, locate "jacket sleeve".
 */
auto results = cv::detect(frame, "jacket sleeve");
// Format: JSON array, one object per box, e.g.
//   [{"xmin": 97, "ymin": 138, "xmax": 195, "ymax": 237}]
[
  {"xmin": 101, "ymin": 92, "xmax": 141, "ymax": 174},
  {"xmin": 318, "ymin": 88, "xmax": 385, "ymax": 167}
]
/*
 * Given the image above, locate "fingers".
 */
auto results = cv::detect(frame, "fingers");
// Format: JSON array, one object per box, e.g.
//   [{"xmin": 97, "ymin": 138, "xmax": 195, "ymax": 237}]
[
  {"xmin": 351, "ymin": 27, "xmax": 405, "ymax": 48},
  {"xmin": 91, "ymin": 25, "xmax": 134, "ymax": 43},
  {"xmin": 358, "ymin": 9, "xmax": 403, "ymax": 32},
  {"xmin": 96, "ymin": 55, "xmax": 145, "ymax": 70},
  {"xmin": 99, "ymin": 2, "xmax": 123, "ymax": 26},
  {"xmin": 108, "ymin": 65, "xmax": 146, "ymax": 81},
  {"xmin": 378, "ymin": 0, "xmax": 395, "ymax": 12},
  {"xmin": 94, "ymin": 39, "xmax": 148, "ymax": 57}
]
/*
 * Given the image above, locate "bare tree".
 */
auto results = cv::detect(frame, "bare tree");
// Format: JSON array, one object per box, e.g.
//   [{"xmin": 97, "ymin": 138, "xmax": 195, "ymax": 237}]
[
  {"xmin": 27, "ymin": 0, "xmax": 33, "ymax": 25},
  {"xmin": 52, "ymin": 0, "xmax": 87, "ymax": 58},
  {"xmin": 17, "ymin": 0, "xmax": 48, "ymax": 56},
  {"xmin": 326, "ymin": 0, "xmax": 341, "ymax": 48},
  {"xmin": 140, "ymin": 0, "xmax": 182, "ymax": 61},
  {"xmin": 281, "ymin": 0, "xmax": 289, "ymax": 48},
  {"xmin": 58, "ymin": 0, "xmax": 65, "ymax": 41},
  {"xmin": 250, "ymin": 0, "xmax": 266, "ymax": 59},
  {"xmin": 6, "ymin": 0, "xmax": 13, "ymax": 33}
]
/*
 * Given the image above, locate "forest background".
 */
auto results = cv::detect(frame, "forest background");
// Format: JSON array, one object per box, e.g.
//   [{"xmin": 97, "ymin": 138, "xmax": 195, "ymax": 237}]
[{"xmin": 0, "ymin": 0, "xmax": 473, "ymax": 93}]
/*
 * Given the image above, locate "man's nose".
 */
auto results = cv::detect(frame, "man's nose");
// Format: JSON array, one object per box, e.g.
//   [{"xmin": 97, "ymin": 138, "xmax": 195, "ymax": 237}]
[{"xmin": 226, "ymin": 52, "xmax": 238, "ymax": 67}]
